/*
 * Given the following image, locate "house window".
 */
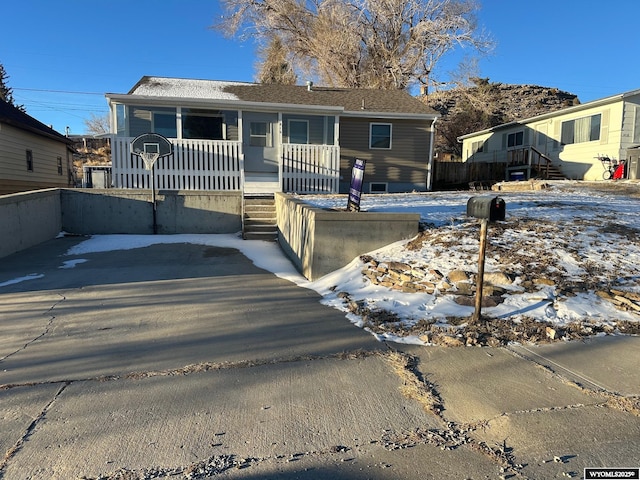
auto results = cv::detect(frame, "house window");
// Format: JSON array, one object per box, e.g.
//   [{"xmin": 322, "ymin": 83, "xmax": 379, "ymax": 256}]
[
  {"xmin": 129, "ymin": 106, "xmax": 177, "ymax": 138},
  {"xmin": 26, "ymin": 150, "xmax": 33, "ymax": 171},
  {"xmin": 288, "ymin": 119, "xmax": 309, "ymax": 144},
  {"xmin": 507, "ymin": 131, "xmax": 524, "ymax": 148},
  {"xmin": 472, "ymin": 140, "xmax": 484, "ymax": 154},
  {"xmin": 561, "ymin": 114, "xmax": 601, "ymax": 144},
  {"xmin": 182, "ymin": 109, "xmax": 224, "ymax": 140},
  {"xmin": 369, "ymin": 182, "xmax": 388, "ymax": 193},
  {"xmin": 370, "ymin": 123, "xmax": 392, "ymax": 149},
  {"xmin": 249, "ymin": 122, "xmax": 272, "ymax": 147},
  {"xmin": 154, "ymin": 113, "xmax": 177, "ymax": 138},
  {"xmin": 57, "ymin": 156, "xmax": 63, "ymax": 175},
  {"xmin": 634, "ymin": 107, "xmax": 640, "ymax": 143},
  {"xmin": 116, "ymin": 104, "xmax": 126, "ymax": 136}
]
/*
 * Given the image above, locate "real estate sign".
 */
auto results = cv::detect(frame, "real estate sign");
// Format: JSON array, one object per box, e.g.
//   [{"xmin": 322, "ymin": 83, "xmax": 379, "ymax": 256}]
[{"xmin": 347, "ymin": 158, "xmax": 366, "ymax": 212}]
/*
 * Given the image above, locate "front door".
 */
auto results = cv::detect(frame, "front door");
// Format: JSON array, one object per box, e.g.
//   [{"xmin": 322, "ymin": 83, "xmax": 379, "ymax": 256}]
[{"xmin": 243, "ymin": 112, "xmax": 279, "ymax": 174}]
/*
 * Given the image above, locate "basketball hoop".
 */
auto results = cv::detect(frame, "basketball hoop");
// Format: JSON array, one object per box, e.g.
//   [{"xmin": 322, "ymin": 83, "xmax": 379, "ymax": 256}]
[
  {"xmin": 131, "ymin": 133, "xmax": 172, "ymax": 170},
  {"xmin": 130, "ymin": 133, "xmax": 173, "ymax": 234},
  {"xmin": 139, "ymin": 151, "xmax": 160, "ymax": 171}
]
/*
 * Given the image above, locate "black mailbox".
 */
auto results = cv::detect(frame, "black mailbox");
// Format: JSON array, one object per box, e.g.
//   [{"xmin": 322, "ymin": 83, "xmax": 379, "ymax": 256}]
[{"xmin": 467, "ymin": 196, "xmax": 506, "ymax": 222}]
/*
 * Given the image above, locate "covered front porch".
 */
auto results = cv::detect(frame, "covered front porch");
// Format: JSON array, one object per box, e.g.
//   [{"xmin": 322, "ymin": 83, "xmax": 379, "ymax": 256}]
[{"xmin": 110, "ymin": 137, "xmax": 340, "ymax": 194}]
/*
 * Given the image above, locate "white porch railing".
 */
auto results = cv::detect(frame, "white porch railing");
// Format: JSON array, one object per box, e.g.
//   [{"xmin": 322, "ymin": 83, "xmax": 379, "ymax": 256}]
[
  {"xmin": 281, "ymin": 144, "xmax": 340, "ymax": 193},
  {"xmin": 111, "ymin": 137, "xmax": 243, "ymax": 191},
  {"xmin": 111, "ymin": 138, "xmax": 340, "ymax": 193}
]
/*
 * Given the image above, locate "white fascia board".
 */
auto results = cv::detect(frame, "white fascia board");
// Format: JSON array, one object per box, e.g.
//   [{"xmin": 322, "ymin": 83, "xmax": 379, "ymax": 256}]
[
  {"xmin": 105, "ymin": 93, "xmax": 344, "ymax": 115},
  {"xmin": 342, "ymin": 110, "xmax": 439, "ymax": 121}
]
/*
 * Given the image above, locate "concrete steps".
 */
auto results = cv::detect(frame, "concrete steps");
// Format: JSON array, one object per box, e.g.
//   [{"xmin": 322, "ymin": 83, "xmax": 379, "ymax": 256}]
[{"xmin": 243, "ymin": 195, "xmax": 277, "ymax": 241}]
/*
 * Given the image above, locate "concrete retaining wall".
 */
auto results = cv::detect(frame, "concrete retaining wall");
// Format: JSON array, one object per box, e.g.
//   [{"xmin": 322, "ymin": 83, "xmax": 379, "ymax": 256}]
[
  {"xmin": 2, "ymin": 189, "xmax": 418, "ymax": 281},
  {"xmin": 0, "ymin": 189, "xmax": 62, "ymax": 258},
  {"xmin": 61, "ymin": 189, "xmax": 242, "ymax": 235},
  {"xmin": 276, "ymin": 193, "xmax": 420, "ymax": 281}
]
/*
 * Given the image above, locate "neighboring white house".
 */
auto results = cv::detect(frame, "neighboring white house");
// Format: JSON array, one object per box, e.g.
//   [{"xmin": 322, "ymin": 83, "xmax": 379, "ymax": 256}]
[
  {"xmin": 458, "ymin": 88, "xmax": 640, "ymax": 181},
  {"xmin": 105, "ymin": 76, "xmax": 439, "ymax": 195}
]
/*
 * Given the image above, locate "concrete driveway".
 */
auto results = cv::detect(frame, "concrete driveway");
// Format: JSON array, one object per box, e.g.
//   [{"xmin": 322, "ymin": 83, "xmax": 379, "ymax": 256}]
[{"xmin": 0, "ymin": 236, "xmax": 638, "ymax": 479}]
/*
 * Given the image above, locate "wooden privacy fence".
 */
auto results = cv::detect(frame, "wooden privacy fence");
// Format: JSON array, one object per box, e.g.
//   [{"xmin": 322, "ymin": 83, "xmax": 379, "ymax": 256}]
[
  {"xmin": 433, "ymin": 160, "xmax": 506, "ymax": 187},
  {"xmin": 112, "ymin": 137, "xmax": 243, "ymax": 191},
  {"xmin": 281, "ymin": 144, "xmax": 340, "ymax": 193}
]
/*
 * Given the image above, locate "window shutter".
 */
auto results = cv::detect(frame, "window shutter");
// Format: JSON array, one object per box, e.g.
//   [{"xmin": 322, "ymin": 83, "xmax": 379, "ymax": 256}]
[{"xmin": 600, "ymin": 109, "xmax": 609, "ymax": 144}]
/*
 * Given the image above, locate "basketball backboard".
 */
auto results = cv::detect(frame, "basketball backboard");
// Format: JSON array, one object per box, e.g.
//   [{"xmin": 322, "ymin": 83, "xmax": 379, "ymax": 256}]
[{"xmin": 131, "ymin": 133, "xmax": 173, "ymax": 170}]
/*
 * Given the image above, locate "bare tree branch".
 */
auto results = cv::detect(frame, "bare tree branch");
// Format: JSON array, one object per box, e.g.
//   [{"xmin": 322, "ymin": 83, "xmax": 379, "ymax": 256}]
[
  {"xmin": 83, "ymin": 113, "xmax": 110, "ymax": 136},
  {"xmin": 213, "ymin": 0, "xmax": 493, "ymax": 89}
]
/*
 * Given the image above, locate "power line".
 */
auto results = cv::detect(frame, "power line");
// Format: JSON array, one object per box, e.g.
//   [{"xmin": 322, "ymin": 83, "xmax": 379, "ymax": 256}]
[{"xmin": 13, "ymin": 87, "xmax": 105, "ymax": 96}]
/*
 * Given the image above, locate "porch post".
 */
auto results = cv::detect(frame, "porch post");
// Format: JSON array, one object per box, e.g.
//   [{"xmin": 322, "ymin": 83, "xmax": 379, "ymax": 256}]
[
  {"xmin": 278, "ymin": 112, "xmax": 283, "ymax": 190},
  {"xmin": 426, "ymin": 117, "xmax": 437, "ymax": 191},
  {"xmin": 238, "ymin": 111, "xmax": 244, "ymax": 191}
]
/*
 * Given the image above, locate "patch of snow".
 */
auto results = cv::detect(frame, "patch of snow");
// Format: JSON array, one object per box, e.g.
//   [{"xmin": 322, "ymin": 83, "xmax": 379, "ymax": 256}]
[
  {"xmin": 0, "ymin": 273, "xmax": 44, "ymax": 287},
  {"xmin": 59, "ymin": 259, "xmax": 88, "ymax": 269},
  {"xmin": 130, "ymin": 77, "xmax": 253, "ymax": 100}
]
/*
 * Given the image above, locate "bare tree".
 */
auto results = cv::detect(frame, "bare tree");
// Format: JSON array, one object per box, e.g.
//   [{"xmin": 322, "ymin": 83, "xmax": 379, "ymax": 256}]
[
  {"xmin": 214, "ymin": 0, "xmax": 493, "ymax": 89},
  {"xmin": 83, "ymin": 113, "xmax": 110, "ymax": 136},
  {"xmin": 256, "ymin": 36, "xmax": 298, "ymax": 84}
]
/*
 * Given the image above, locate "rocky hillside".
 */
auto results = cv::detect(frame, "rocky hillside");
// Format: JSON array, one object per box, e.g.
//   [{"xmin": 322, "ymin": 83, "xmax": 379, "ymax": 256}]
[{"xmin": 424, "ymin": 81, "xmax": 580, "ymax": 157}]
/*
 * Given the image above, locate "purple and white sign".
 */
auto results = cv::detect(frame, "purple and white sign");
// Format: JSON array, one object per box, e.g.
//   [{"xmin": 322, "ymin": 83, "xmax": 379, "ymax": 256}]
[{"xmin": 347, "ymin": 158, "xmax": 366, "ymax": 212}]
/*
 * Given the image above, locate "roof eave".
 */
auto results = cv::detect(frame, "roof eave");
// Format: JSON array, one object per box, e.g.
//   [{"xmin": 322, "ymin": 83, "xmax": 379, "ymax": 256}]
[
  {"xmin": 342, "ymin": 110, "xmax": 439, "ymax": 120},
  {"xmin": 1, "ymin": 118, "xmax": 74, "ymax": 145},
  {"xmin": 106, "ymin": 94, "xmax": 439, "ymax": 119},
  {"xmin": 106, "ymin": 93, "xmax": 344, "ymax": 114}
]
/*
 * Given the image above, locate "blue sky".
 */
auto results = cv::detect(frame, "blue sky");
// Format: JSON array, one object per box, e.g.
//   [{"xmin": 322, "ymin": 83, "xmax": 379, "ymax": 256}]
[{"xmin": 2, "ymin": 0, "xmax": 639, "ymax": 135}]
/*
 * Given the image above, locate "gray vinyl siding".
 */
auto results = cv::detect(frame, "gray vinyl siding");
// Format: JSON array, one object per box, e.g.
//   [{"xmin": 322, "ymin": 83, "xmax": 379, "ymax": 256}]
[
  {"xmin": 339, "ymin": 117, "xmax": 430, "ymax": 188},
  {"xmin": 0, "ymin": 123, "xmax": 70, "ymax": 195}
]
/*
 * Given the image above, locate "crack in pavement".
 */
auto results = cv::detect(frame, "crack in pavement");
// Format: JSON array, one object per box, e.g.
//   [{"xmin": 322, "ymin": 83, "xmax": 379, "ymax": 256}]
[
  {"xmin": 0, "ymin": 349, "xmax": 379, "ymax": 391},
  {"xmin": 0, "ymin": 381, "xmax": 70, "ymax": 478},
  {"xmin": 380, "ymin": 344, "xmax": 639, "ymax": 480},
  {"xmin": 0, "ymin": 350, "xmax": 395, "ymax": 480},
  {"xmin": 381, "ymin": 349, "xmax": 530, "ymax": 479},
  {"xmin": 0, "ymin": 350, "xmax": 380, "ymax": 477},
  {"xmin": 0, "ymin": 294, "xmax": 65, "ymax": 364},
  {"xmin": 6, "ymin": 345, "xmax": 629, "ymax": 479},
  {"xmin": 123, "ymin": 349, "xmax": 379, "ymax": 380},
  {"xmin": 505, "ymin": 345, "xmax": 640, "ymax": 416}
]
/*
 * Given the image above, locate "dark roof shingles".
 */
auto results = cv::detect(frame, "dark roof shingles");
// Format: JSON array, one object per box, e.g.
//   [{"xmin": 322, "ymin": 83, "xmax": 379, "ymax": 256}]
[
  {"xmin": 0, "ymin": 100, "xmax": 72, "ymax": 144},
  {"xmin": 224, "ymin": 84, "xmax": 437, "ymax": 115}
]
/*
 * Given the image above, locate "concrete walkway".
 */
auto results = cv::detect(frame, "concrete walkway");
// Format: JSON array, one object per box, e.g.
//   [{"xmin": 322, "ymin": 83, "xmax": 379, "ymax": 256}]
[{"xmin": 0, "ymin": 237, "xmax": 638, "ymax": 479}]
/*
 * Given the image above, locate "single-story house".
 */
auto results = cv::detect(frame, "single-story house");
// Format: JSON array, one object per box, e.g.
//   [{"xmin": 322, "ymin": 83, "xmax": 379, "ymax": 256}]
[
  {"xmin": 0, "ymin": 100, "xmax": 75, "ymax": 195},
  {"xmin": 458, "ymin": 88, "xmax": 640, "ymax": 181},
  {"xmin": 105, "ymin": 77, "xmax": 439, "ymax": 194}
]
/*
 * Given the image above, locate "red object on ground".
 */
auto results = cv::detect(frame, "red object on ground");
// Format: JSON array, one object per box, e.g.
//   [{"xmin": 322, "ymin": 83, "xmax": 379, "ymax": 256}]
[{"xmin": 613, "ymin": 162, "xmax": 625, "ymax": 180}]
